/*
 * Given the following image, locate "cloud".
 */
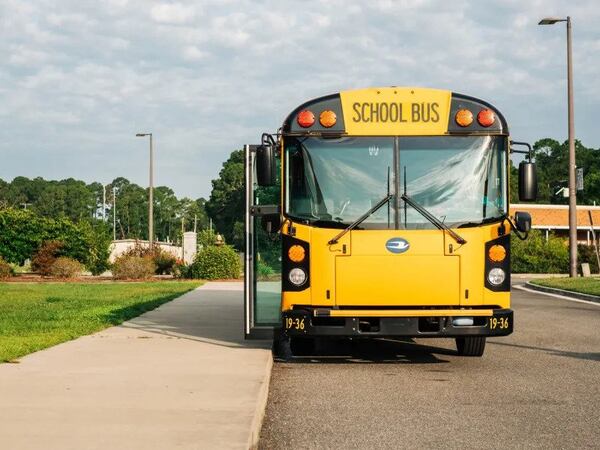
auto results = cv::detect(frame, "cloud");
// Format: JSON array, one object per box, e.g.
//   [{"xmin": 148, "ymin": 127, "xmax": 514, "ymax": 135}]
[
  {"xmin": 0, "ymin": 0, "xmax": 599, "ymax": 199},
  {"xmin": 150, "ymin": 3, "xmax": 196, "ymax": 24}
]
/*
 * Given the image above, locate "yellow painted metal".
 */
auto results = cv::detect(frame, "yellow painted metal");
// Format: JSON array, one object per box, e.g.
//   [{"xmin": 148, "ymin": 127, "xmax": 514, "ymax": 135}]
[
  {"xmin": 281, "ymin": 222, "xmax": 511, "ymax": 312},
  {"xmin": 316, "ymin": 309, "xmax": 494, "ymax": 318},
  {"xmin": 339, "ymin": 87, "xmax": 452, "ymax": 136}
]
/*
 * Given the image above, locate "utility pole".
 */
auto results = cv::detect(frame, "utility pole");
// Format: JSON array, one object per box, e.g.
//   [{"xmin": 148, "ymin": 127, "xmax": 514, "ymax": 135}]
[
  {"xmin": 136, "ymin": 132, "xmax": 154, "ymax": 247},
  {"xmin": 194, "ymin": 214, "xmax": 197, "ymax": 233},
  {"xmin": 539, "ymin": 16, "xmax": 578, "ymax": 277},
  {"xmin": 112, "ymin": 187, "xmax": 117, "ymax": 241},
  {"xmin": 102, "ymin": 185, "xmax": 106, "ymax": 221}
]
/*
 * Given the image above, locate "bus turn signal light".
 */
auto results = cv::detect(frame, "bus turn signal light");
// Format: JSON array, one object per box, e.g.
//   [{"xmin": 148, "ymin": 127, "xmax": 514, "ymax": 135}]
[
  {"xmin": 288, "ymin": 245, "xmax": 306, "ymax": 262},
  {"xmin": 319, "ymin": 110, "xmax": 337, "ymax": 128},
  {"xmin": 455, "ymin": 109, "xmax": 473, "ymax": 127},
  {"xmin": 477, "ymin": 109, "xmax": 495, "ymax": 127},
  {"xmin": 488, "ymin": 245, "xmax": 506, "ymax": 262},
  {"xmin": 297, "ymin": 110, "xmax": 315, "ymax": 128}
]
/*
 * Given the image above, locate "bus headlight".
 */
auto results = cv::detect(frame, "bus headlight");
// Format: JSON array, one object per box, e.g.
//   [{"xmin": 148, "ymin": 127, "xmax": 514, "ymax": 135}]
[
  {"xmin": 289, "ymin": 268, "xmax": 307, "ymax": 286},
  {"xmin": 488, "ymin": 268, "xmax": 505, "ymax": 286}
]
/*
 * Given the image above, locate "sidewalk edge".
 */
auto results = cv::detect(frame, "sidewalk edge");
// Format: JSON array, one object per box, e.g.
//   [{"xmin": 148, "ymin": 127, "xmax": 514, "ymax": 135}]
[
  {"xmin": 524, "ymin": 281, "xmax": 600, "ymax": 304},
  {"xmin": 247, "ymin": 351, "xmax": 273, "ymax": 449}
]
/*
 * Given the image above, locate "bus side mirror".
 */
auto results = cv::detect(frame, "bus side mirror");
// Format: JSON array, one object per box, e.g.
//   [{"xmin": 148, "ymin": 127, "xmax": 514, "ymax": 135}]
[
  {"xmin": 514, "ymin": 211, "xmax": 532, "ymax": 233},
  {"xmin": 518, "ymin": 161, "xmax": 538, "ymax": 202},
  {"xmin": 256, "ymin": 144, "xmax": 276, "ymax": 186},
  {"xmin": 261, "ymin": 214, "xmax": 281, "ymax": 234}
]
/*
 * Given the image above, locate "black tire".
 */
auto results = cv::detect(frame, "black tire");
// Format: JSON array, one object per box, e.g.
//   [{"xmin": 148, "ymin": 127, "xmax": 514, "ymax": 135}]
[
  {"xmin": 273, "ymin": 330, "xmax": 293, "ymax": 361},
  {"xmin": 455, "ymin": 336, "xmax": 486, "ymax": 357},
  {"xmin": 290, "ymin": 337, "xmax": 315, "ymax": 356}
]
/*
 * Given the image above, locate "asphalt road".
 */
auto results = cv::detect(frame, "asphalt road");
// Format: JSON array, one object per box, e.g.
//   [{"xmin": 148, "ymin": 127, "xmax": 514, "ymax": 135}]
[{"xmin": 260, "ymin": 284, "xmax": 600, "ymax": 449}]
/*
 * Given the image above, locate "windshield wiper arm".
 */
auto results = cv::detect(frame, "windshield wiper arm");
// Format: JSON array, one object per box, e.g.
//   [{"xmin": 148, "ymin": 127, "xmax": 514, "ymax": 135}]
[
  {"xmin": 400, "ymin": 194, "xmax": 467, "ymax": 245},
  {"xmin": 328, "ymin": 194, "xmax": 393, "ymax": 245}
]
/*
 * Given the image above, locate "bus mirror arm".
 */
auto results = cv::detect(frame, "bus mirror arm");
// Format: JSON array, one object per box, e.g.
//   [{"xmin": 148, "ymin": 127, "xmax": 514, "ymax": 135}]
[{"xmin": 506, "ymin": 213, "xmax": 530, "ymax": 240}]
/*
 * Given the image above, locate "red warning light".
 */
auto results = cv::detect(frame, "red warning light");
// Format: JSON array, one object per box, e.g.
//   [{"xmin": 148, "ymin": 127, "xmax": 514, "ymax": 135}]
[
  {"xmin": 297, "ymin": 110, "xmax": 315, "ymax": 128},
  {"xmin": 477, "ymin": 109, "xmax": 495, "ymax": 127}
]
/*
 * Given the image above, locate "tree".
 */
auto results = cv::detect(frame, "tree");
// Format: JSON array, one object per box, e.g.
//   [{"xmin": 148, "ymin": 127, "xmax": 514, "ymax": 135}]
[{"xmin": 205, "ymin": 150, "xmax": 245, "ymax": 247}]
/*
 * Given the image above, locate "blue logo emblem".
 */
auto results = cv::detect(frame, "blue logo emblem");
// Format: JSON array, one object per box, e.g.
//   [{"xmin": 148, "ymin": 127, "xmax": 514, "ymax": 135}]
[{"xmin": 385, "ymin": 237, "xmax": 410, "ymax": 254}]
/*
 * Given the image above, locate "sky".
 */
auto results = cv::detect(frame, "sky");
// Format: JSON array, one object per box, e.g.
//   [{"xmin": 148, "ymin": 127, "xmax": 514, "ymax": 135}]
[{"xmin": 1, "ymin": 0, "xmax": 599, "ymax": 199}]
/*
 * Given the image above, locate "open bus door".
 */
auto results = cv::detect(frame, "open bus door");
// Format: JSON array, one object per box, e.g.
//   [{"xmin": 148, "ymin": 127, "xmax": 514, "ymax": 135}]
[{"xmin": 244, "ymin": 144, "xmax": 282, "ymax": 339}]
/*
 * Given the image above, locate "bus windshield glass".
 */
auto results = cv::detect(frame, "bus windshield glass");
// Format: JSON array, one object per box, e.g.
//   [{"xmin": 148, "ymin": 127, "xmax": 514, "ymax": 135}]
[{"xmin": 285, "ymin": 135, "xmax": 506, "ymax": 229}]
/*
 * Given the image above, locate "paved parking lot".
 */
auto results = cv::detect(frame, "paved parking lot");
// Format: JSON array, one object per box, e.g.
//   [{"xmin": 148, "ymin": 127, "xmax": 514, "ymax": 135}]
[{"xmin": 260, "ymin": 285, "xmax": 600, "ymax": 449}]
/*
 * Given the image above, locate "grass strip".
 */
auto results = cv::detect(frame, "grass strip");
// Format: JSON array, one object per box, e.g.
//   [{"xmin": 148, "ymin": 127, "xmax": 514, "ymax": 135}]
[
  {"xmin": 530, "ymin": 277, "xmax": 600, "ymax": 297},
  {"xmin": 0, "ymin": 281, "xmax": 202, "ymax": 362}
]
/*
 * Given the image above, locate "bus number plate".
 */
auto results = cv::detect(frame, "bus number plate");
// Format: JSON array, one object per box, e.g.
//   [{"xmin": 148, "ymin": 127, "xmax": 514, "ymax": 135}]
[
  {"xmin": 489, "ymin": 317, "xmax": 510, "ymax": 330},
  {"xmin": 285, "ymin": 317, "xmax": 305, "ymax": 331}
]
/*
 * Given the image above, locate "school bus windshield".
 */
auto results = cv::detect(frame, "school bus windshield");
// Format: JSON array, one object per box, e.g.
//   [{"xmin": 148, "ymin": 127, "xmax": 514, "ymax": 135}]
[{"xmin": 285, "ymin": 135, "xmax": 506, "ymax": 229}]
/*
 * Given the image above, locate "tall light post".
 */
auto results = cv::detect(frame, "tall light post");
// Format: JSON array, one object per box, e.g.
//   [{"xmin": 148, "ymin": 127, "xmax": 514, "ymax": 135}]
[
  {"xmin": 136, "ymin": 132, "xmax": 154, "ymax": 247},
  {"xmin": 539, "ymin": 16, "xmax": 577, "ymax": 277}
]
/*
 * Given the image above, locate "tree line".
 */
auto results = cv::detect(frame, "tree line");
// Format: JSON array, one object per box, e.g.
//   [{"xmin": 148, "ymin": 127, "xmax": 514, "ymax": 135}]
[{"xmin": 0, "ymin": 176, "xmax": 208, "ymax": 244}]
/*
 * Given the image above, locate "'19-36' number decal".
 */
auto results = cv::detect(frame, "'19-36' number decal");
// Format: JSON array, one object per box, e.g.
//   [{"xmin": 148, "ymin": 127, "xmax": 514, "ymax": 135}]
[
  {"xmin": 489, "ymin": 317, "xmax": 509, "ymax": 330},
  {"xmin": 285, "ymin": 317, "xmax": 305, "ymax": 331}
]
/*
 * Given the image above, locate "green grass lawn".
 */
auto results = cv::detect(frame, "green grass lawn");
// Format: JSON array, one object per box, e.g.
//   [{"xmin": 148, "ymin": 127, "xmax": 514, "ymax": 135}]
[
  {"xmin": 0, "ymin": 281, "xmax": 202, "ymax": 363},
  {"xmin": 530, "ymin": 277, "xmax": 600, "ymax": 296}
]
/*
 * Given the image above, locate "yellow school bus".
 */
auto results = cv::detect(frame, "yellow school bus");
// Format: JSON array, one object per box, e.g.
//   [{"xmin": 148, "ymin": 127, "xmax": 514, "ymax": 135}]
[{"xmin": 244, "ymin": 87, "xmax": 536, "ymax": 357}]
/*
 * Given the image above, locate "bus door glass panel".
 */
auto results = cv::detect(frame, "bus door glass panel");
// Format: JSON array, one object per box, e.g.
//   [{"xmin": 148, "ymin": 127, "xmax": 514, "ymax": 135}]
[
  {"xmin": 253, "ymin": 170, "xmax": 282, "ymax": 328},
  {"xmin": 398, "ymin": 136, "xmax": 505, "ymax": 229},
  {"xmin": 286, "ymin": 137, "xmax": 395, "ymax": 229}
]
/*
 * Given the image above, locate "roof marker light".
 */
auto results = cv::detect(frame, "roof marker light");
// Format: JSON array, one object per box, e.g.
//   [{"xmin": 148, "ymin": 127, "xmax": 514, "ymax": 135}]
[
  {"xmin": 455, "ymin": 109, "xmax": 473, "ymax": 127},
  {"xmin": 297, "ymin": 110, "xmax": 315, "ymax": 128},
  {"xmin": 319, "ymin": 110, "xmax": 337, "ymax": 128},
  {"xmin": 477, "ymin": 109, "xmax": 496, "ymax": 127}
]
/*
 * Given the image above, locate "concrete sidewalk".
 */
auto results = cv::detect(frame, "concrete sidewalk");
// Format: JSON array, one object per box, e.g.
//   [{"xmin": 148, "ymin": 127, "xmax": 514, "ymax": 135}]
[{"xmin": 0, "ymin": 282, "xmax": 272, "ymax": 450}]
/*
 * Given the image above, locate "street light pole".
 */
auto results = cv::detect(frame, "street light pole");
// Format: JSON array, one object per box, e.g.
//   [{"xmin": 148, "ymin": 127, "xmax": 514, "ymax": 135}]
[
  {"xmin": 136, "ymin": 132, "xmax": 154, "ymax": 247},
  {"xmin": 539, "ymin": 16, "xmax": 577, "ymax": 277}
]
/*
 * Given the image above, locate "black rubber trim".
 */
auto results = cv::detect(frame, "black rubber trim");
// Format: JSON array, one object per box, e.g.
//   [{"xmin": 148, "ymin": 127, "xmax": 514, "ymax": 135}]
[{"xmin": 282, "ymin": 309, "xmax": 513, "ymax": 337}]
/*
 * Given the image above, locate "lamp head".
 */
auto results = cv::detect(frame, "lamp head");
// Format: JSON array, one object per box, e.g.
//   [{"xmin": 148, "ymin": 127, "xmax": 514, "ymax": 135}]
[{"xmin": 538, "ymin": 17, "xmax": 566, "ymax": 25}]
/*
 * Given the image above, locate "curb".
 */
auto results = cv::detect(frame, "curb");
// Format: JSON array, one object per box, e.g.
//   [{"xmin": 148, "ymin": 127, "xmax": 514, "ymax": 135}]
[
  {"xmin": 247, "ymin": 352, "xmax": 273, "ymax": 450},
  {"xmin": 525, "ymin": 281, "xmax": 600, "ymax": 304}
]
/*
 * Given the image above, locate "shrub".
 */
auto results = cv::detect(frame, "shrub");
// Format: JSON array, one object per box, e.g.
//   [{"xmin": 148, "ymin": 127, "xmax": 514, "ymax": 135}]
[
  {"xmin": 578, "ymin": 243, "xmax": 600, "ymax": 274},
  {"xmin": 0, "ymin": 208, "xmax": 110, "ymax": 274},
  {"xmin": 31, "ymin": 240, "xmax": 64, "ymax": 276},
  {"xmin": 256, "ymin": 259, "xmax": 274, "ymax": 279},
  {"xmin": 0, "ymin": 256, "xmax": 13, "ymax": 279},
  {"xmin": 198, "ymin": 229, "xmax": 218, "ymax": 248},
  {"xmin": 188, "ymin": 245, "xmax": 241, "ymax": 280},
  {"xmin": 120, "ymin": 241, "xmax": 176, "ymax": 275},
  {"xmin": 511, "ymin": 231, "xmax": 569, "ymax": 273},
  {"xmin": 50, "ymin": 257, "xmax": 83, "ymax": 278},
  {"xmin": 112, "ymin": 255, "xmax": 156, "ymax": 280},
  {"xmin": 153, "ymin": 251, "xmax": 177, "ymax": 275}
]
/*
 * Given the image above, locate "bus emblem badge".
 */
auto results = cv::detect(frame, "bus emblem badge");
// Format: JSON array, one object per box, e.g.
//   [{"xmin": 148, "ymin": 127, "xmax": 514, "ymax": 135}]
[{"xmin": 385, "ymin": 238, "xmax": 410, "ymax": 254}]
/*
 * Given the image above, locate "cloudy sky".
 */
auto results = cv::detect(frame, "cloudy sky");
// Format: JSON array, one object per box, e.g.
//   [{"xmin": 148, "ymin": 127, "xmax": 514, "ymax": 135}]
[{"xmin": 1, "ymin": 0, "xmax": 599, "ymax": 199}]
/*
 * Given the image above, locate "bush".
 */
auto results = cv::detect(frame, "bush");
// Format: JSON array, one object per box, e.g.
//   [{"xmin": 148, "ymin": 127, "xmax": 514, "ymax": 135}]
[
  {"xmin": 198, "ymin": 229, "xmax": 218, "ymax": 248},
  {"xmin": 31, "ymin": 240, "xmax": 64, "ymax": 276},
  {"xmin": 188, "ymin": 245, "xmax": 241, "ymax": 280},
  {"xmin": 50, "ymin": 257, "xmax": 83, "ymax": 278},
  {"xmin": 153, "ymin": 251, "xmax": 177, "ymax": 275},
  {"xmin": 112, "ymin": 255, "xmax": 156, "ymax": 280},
  {"xmin": 120, "ymin": 241, "xmax": 177, "ymax": 275},
  {"xmin": 0, "ymin": 208, "xmax": 110, "ymax": 274},
  {"xmin": 256, "ymin": 259, "xmax": 274, "ymax": 279},
  {"xmin": 578, "ymin": 243, "xmax": 600, "ymax": 274},
  {"xmin": 0, "ymin": 256, "xmax": 13, "ymax": 279},
  {"xmin": 511, "ymin": 231, "xmax": 569, "ymax": 273}
]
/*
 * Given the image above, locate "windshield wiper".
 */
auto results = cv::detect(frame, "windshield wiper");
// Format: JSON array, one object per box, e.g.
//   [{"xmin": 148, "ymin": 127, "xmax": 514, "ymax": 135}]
[
  {"xmin": 328, "ymin": 194, "xmax": 393, "ymax": 245},
  {"xmin": 400, "ymin": 194, "xmax": 467, "ymax": 245}
]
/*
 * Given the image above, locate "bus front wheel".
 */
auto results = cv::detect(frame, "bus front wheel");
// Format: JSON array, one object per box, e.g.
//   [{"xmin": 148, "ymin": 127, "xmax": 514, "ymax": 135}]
[{"xmin": 455, "ymin": 336, "xmax": 486, "ymax": 357}]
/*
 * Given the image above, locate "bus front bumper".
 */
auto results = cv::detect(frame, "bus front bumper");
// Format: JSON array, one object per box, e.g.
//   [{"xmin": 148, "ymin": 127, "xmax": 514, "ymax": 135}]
[{"xmin": 282, "ymin": 308, "xmax": 513, "ymax": 338}]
